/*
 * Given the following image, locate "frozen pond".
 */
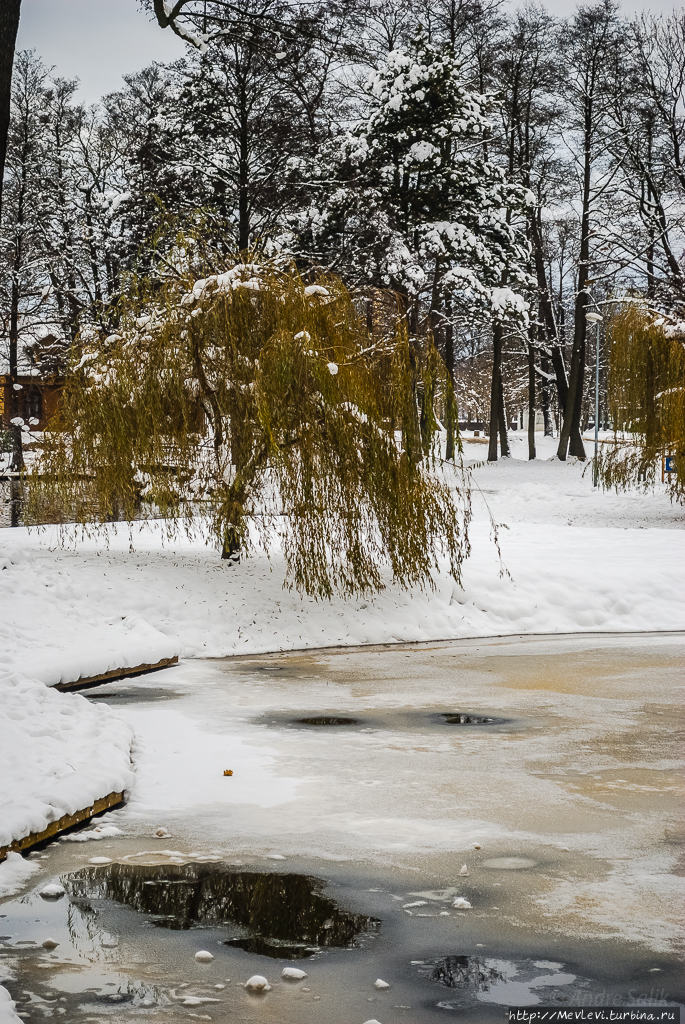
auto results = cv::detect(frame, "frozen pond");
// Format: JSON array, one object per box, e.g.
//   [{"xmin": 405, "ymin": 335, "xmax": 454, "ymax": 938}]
[{"xmin": 1, "ymin": 633, "xmax": 683, "ymax": 1021}]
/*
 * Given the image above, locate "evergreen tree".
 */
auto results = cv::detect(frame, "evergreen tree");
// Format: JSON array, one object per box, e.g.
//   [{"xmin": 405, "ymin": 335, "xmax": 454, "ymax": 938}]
[{"xmin": 305, "ymin": 38, "xmax": 530, "ymax": 334}]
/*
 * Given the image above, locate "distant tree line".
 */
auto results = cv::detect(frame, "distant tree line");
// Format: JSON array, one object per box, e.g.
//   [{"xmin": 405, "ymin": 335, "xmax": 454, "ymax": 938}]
[{"xmin": 1, "ymin": 0, "xmax": 684, "ymax": 477}]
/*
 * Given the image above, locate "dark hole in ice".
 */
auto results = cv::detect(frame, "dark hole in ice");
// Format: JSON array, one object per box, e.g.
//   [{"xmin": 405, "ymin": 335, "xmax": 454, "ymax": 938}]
[
  {"xmin": 296, "ymin": 716, "xmax": 359, "ymax": 726},
  {"xmin": 441, "ymin": 712, "xmax": 499, "ymax": 725},
  {"xmin": 94, "ymin": 992, "xmax": 134, "ymax": 1004},
  {"xmin": 66, "ymin": 863, "xmax": 379, "ymax": 960},
  {"xmin": 427, "ymin": 954, "xmax": 507, "ymax": 990},
  {"xmin": 88, "ymin": 687, "xmax": 183, "ymax": 704},
  {"xmin": 224, "ymin": 936, "xmax": 320, "ymax": 959}
]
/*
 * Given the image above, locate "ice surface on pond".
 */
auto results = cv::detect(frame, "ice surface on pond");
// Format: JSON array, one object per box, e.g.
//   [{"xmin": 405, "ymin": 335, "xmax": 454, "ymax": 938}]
[
  {"xmin": 87, "ymin": 633, "xmax": 685, "ymax": 957},
  {"xmin": 1, "ymin": 636, "xmax": 682, "ymax": 1021}
]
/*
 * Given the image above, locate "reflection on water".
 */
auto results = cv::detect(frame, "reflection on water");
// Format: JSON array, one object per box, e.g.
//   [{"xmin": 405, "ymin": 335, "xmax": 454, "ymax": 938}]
[
  {"xmin": 1, "ymin": 866, "xmax": 681, "ymax": 1022},
  {"xmin": 296, "ymin": 716, "xmax": 360, "ymax": 727},
  {"xmin": 225, "ymin": 934, "xmax": 321, "ymax": 958},
  {"xmin": 422, "ymin": 955, "xmax": 582, "ymax": 1009},
  {"xmin": 88, "ymin": 686, "xmax": 185, "ymax": 705},
  {"xmin": 430, "ymin": 955, "xmax": 506, "ymax": 990},
  {"xmin": 67, "ymin": 862, "xmax": 379, "ymax": 958},
  {"xmin": 441, "ymin": 712, "xmax": 500, "ymax": 726}
]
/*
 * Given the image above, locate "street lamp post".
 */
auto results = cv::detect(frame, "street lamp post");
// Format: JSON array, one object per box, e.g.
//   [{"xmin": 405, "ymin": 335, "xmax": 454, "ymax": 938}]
[{"xmin": 586, "ymin": 311, "xmax": 603, "ymax": 487}]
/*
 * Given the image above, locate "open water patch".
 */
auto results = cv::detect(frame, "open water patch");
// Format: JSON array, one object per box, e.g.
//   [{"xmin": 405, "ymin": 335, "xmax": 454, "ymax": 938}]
[
  {"xmin": 439, "ymin": 711, "xmax": 505, "ymax": 726},
  {"xmin": 66, "ymin": 862, "xmax": 379, "ymax": 957},
  {"xmin": 419, "ymin": 954, "xmax": 580, "ymax": 1008},
  {"xmin": 414, "ymin": 954, "xmax": 683, "ymax": 1014},
  {"xmin": 1, "ymin": 865, "xmax": 682, "ymax": 1023},
  {"xmin": 296, "ymin": 716, "xmax": 360, "ymax": 727},
  {"xmin": 88, "ymin": 686, "xmax": 185, "ymax": 705}
]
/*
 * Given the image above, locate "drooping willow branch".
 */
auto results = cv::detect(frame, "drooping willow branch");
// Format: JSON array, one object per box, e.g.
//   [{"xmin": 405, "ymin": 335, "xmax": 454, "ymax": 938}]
[{"xmin": 29, "ymin": 255, "xmax": 472, "ymax": 597}]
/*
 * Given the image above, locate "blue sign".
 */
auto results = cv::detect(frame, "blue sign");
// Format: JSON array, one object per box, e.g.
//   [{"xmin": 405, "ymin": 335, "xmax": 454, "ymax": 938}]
[{"xmin": 665, "ymin": 455, "xmax": 676, "ymax": 473}]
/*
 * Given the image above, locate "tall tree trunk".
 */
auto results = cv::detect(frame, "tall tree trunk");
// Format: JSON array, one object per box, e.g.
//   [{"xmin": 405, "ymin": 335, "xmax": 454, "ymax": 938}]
[
  {"xmin": 530, "ymin": 211, "xmax": 581, "ymax": 448},
  {"xmin": 557, "ymin": 205, "xmax": 589, "ymax": 458},
  {"xmin": 528, "ymin": 331, "xmax": 536, "ymax": 460},
  {"xmin": 0, "ymin": 0, "xmax": 21, "ymax": 223},
  {"xmin": 540, "ymin": 354, "xmax": 553, "ymax": 435},
  {"xmin": 444, "ymin": 297, "xmax": 456, "ymax": 462},
  {"xmin": 558, "ymin": 95, "xmax": 592, "ymax": 461},
  {"xmin": 497, "ymin": 368, "xmax": 509, "ymax": 457},
  {"xmin": 560, "ymin": 289, "xmax": 588, "ymax": 459},
  {"xmin": 550, "ymin": 342, "xmax": 569, "ymax": 409},
  {"xmin": 238, "ymin": 97, "xmax": 250, "ymax": 252},
  {"xmin": 568, "ymin": 335, "xmax": 587, "ymax": 456},
  {"xmin": 488, "ymin": 322, "xmax": 503, "ymax": 461},
  {"xmin": 396, "ymin": 288, "xmax": 422, "ymax": 465},
  {"xmin": 221, "ymin": 526, "xmax": 241, "ymax": 563},
  {"xmin": 9, "ymin": 120, "xmax": 29, "ymax": 473},
  {"xmin": 9, "ymin": 477, "xmax": 21, "ymax": 527},
  {"xmin": 85, "ymin": 196, "xmax": 103, "ymax": 305},
  {"xmin": 9, "ymin": 276, "xmax": 24, "ymax": 472},
  {"xmin": 645, "ymin": 122, "xmax": 655, "ymax": 301}
]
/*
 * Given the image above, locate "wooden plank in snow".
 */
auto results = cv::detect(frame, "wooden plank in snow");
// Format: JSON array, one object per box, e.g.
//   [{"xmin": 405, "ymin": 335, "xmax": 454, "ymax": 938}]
[
  {"xmin": 0, "ymin": 790, "xmax": 124, "ymax": 862},
  {"xmin": 54, "ymin": 655, "xmax": 179, "ymax": 692}
]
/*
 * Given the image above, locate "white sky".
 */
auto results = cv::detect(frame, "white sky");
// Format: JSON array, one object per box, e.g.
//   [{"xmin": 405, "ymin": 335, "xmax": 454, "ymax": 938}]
[
  {"xmin": 16, "ymin": 0, "xmax": 187, "ymax": 103},
  {"xmin": 17, "ymin": 0, "xmax": 684, "ymax": 105}
]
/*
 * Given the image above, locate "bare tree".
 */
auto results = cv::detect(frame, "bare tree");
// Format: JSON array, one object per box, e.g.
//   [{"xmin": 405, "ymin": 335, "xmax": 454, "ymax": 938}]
[
  {"xmin": 556, "ymin": 0, "xmax": 620, "ymax": 461},
  {"xmin": 607, "ymin": 13, "xmax": 685, "ymax": 308},
  {"xmin": 0, "ymin": 0, "xmax": 21, "ymax": 223}
]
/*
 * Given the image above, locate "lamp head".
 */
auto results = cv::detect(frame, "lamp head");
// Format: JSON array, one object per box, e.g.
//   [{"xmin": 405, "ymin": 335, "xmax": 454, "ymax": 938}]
[{"xmin": 586, "ymin": 311, "xmax": 603, "ymax": 323}]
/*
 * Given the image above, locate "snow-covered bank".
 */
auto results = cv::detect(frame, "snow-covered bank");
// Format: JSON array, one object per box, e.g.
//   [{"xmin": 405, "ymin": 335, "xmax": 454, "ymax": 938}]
[
  {"xmin": 0, "ymin": 450, "xmax": 681, "ymax": 864},
  {"xmin": 1, "ymin": 611, "xmax": 178, "ymax": 691},
  {"xmin": 0, "ymin": 677, "xmax": 134, "ymax": 851},
  {"xmin": 0, "ymin": 520, "xmax": 682, "ymax": 670},
  {"xmin": 1, "ymin": 447, "xmax": 683, "ymax": 675}
]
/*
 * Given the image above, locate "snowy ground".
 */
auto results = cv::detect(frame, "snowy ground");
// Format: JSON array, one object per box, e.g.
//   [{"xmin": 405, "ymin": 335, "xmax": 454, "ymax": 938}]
[
  {"xmin": 1, "ymin": 435, "xmax": 683, "ymax": 683},
  {"xmin": 0, "ymin": 678, "xmax": 134, "ymax": 850},
  {"xmin": 0, "ymin": 438, "xmax": 683, "ymax": 1020},
  {"xmin": 0, "ymin": 436, "xmax": 682, "ymax": 853}
]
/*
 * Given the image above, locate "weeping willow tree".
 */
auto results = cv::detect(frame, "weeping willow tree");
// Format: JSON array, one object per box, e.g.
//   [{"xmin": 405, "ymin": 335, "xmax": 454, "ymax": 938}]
[
  {"xmin": 597, "ymin": 305, "xmax": 685, "ymax": 503},
  {"xmin": 30, "ymin": 257, "xmax": 470, "ymax": 597}
]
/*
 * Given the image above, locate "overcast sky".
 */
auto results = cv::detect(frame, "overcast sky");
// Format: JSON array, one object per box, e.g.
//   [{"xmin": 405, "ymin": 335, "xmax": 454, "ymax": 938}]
[{"xmin": 17, "ymin": 0, "xmax": 683, "ymax": 105}]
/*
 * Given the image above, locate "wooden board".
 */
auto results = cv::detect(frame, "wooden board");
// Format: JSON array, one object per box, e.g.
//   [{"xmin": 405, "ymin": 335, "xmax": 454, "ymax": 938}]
[
  {"xmin": 54, "ymin": 655, "xmax": 178, "ymax": 692},
  {"xmin": 0, "ymin": 790, "xmax": 124, "ymax": 862}
]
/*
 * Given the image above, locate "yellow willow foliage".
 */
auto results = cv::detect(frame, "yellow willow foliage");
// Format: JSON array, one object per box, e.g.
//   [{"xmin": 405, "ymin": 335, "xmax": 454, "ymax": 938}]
[
  {"xmin": 29, "ymin": 259, "xmax": 470, "ymax": 597},
  {"xmin": 597, "ymin": 306, "xmax": 685, "ymax": 502}
]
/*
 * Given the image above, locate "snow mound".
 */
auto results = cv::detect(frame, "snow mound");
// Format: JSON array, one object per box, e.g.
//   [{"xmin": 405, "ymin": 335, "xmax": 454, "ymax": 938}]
[
  {"xmin": 282, "ymin": 967, "xmax": 307, "ymax": 980},
  {"xmin": 244, "ymin": 975, "xmax": 271, "ymax": 991},
  {"xmin": 0, "ymin": 851, "xmax": 39, "ymax": 898},
  {"xmin": 0, "ymin": 676, "xmax": 134, "ymax": 850},
  {"xmin": 2, "ymin": 612, "xmax": 178, "ymax": 689},
  {"xmin": 0, "ymin": 985, "xmax": 21, "ymax": 1024},
  {"xmin": 64, "ymin": 824, "xmax": 123, "ymax": 842}
]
